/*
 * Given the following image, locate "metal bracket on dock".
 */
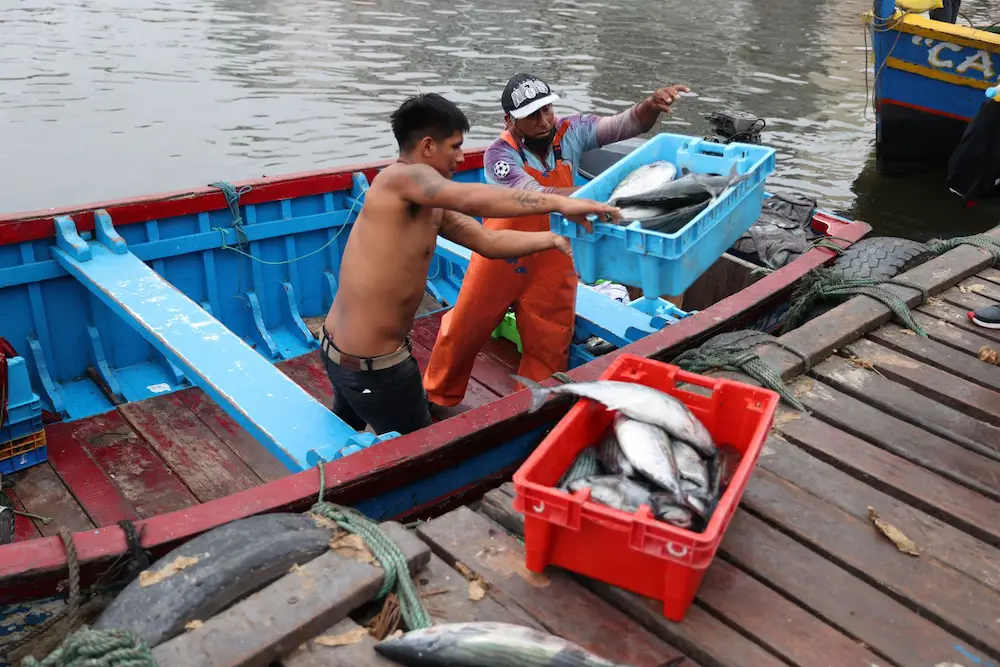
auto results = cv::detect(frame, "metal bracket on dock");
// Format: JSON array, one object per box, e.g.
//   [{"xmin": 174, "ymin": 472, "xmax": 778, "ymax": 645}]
[{"xmin": 50, "ymin": 211, "xmax": 362, "ymax": 472}]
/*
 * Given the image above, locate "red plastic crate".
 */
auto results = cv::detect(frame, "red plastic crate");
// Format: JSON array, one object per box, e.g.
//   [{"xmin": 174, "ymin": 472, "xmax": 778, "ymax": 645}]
[{"xmin": 512, "ymin": 353, "xmax": 780, "ymax": 621}]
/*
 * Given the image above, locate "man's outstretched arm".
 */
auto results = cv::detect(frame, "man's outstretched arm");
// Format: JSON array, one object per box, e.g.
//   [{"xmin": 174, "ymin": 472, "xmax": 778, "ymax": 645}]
[
  {"xmin": 438, "ymin": 210, "xmax": 572, "ymax": 261},
  {"xmin": 387, "ymin": 163, "xmax": 619, "ymax": 226}
]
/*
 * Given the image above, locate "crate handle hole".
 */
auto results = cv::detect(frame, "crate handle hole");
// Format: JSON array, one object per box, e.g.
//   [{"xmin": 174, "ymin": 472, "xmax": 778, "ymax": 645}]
[
  {"xmin": 532, "ymin": 501, "xmax": 546, "ymax": 513},
  {"xmin": 666, "ymin": 542, "xmax": 689, "ymax": 558}
]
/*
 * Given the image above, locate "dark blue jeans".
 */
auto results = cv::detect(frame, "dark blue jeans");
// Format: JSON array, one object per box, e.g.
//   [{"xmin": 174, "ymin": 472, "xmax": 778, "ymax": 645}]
[{"xmin": 321, "ymin": 351, "xmax": 433, "ymax": 436}]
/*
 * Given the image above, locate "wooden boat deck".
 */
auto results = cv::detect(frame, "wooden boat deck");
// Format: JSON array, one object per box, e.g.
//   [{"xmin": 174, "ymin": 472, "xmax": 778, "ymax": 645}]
[{"xmin": 1, "ymin": 302, "xmax": 523, "ymax": 542}]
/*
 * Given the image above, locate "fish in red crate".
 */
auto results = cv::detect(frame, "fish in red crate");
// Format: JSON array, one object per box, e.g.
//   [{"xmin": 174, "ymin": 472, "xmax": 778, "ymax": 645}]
[{"xmin": 517, "ymin": 376, "xmax": 741, "ymax": 532}]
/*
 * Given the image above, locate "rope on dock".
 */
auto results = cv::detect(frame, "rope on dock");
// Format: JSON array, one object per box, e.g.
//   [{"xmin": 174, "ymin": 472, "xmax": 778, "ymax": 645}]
[
  {"xmin": 21, "ymin": 629, "xmax": 156, "ymax": 667},
  {"xmin": 781, "ymin": 267, "xmax": 928, "ymax": 336},
  {"xmin": 671, "ymin": 331, "xmax": 809, "ymax": 412},
  {"xmin": 310, "ymin": 463, "xmax": 432, "ymax": 632},
  {"xmin": 926, "ymin": 234, "xmax": 1000, "ymax": 262},
  {"xmin": 17, "ymin": 530, "xmax": 157, "ymax": 667}
]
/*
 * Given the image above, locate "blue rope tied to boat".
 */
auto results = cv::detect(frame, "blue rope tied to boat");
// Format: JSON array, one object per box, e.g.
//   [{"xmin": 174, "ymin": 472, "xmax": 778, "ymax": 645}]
[
  {"xmin": 310, "ymin": 462, "xmax": 432, "ymax": 631},
  {"xmin": 209, "ymin": 181, "xmax": 252, "ymax": 250},
  {"xmin": 208, "ymin": 180, "xmax": 359, "ymax": 266}
]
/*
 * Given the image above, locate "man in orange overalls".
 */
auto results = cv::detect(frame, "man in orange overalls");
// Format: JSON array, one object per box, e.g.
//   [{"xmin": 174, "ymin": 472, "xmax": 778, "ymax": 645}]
[{"xmin": 424, "ymin": 73, "xmax": 689, "ymax": 410}]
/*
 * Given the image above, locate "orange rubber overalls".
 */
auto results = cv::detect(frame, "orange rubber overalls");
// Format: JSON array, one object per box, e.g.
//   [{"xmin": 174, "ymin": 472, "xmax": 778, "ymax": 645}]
[{"xmin": 424, "ymin": 121, "xmax": 577, "ymax": 407}]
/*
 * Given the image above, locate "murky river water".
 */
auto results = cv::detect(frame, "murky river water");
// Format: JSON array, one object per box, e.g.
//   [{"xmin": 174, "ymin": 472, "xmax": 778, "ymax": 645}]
[{"xmin": 2, "ymin": 0, "xmax": 999, "ymax": 240}]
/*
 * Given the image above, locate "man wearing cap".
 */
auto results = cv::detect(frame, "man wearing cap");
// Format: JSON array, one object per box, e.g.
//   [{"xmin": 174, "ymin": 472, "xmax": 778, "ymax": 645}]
[{"xmin": 423, "ymin": 73, "xmax": 689, "ymax": 411}]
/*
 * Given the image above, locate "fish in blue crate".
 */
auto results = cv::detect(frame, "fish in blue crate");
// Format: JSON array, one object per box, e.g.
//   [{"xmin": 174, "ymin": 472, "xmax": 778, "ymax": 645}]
[{"xmin": 608, "ymin": 162, "xmax": 750, "ymax": 235}]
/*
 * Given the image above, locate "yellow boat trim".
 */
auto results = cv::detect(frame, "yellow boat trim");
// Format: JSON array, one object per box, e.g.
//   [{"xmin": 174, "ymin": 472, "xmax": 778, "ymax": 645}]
[
  {"xmin": 864, "ymin": 9, "xmax": 1000, "ymax": 50},
  {"xmin": 886, "ymin": 56, "xmax": 993, "ymax": 89}
]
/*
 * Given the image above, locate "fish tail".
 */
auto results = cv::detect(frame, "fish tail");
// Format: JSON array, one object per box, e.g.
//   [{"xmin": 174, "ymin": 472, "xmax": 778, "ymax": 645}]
[
  {"xmin": 512, "ymin": 374, "xmax": 551, "ymax": 412},
  {"xmin": 728, "ymin": 162, "xmax": 752, "ymax": 188}
]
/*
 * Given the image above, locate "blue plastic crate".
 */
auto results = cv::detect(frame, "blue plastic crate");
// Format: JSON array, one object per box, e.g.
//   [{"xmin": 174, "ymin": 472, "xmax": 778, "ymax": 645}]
[
  {"xmin": 0, "ymin": 430, "xmax": 47, "ymax": 475},
  {"xmin": 1, "ymin": 404, "xmax": 43, "ymax": 444},
  {"xmin": 551, "ymin": 133, "xmax": 776, "ymax": 297}
]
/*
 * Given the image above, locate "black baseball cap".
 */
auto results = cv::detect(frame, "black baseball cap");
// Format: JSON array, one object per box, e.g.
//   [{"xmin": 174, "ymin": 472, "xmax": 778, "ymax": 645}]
[{"xmin": 502, "ymin": 73, "xmax": 560, "ymax": 120}]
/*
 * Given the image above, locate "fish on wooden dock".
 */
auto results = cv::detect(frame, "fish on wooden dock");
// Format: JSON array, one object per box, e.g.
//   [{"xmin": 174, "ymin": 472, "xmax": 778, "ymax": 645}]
[{"xmin": 373, "ymin": 621, "xmax": 634, "ymax": 666}]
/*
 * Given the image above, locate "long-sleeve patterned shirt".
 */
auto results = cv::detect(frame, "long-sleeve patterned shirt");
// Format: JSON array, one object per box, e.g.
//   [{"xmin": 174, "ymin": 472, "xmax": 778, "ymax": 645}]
[{"xmin": 484, "ymin": 103, "xmax": 651, "ymax": 192}]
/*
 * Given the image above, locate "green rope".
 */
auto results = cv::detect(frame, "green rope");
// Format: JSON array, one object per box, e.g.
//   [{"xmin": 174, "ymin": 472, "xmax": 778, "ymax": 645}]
[
  {"xmin": 672, "ymin": 342, "xmax": 808, "ymax": 413},
  {"xmin": 926, "ymin": 234, "xmax": 1000, "ymax": 261},
  {"xmin": 310, "ymin": 464, "xmax": 432, "ymax": 631},
  {"xmin": 21, "ymin": 628, "xmax": 156, "ymax": 667},
  {"xmin": 781, "ymin": 266, "xmax": 927, "ymax": 336}
]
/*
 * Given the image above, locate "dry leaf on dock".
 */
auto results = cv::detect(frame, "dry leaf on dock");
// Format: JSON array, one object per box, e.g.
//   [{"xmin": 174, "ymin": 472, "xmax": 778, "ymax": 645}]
[
  {"xmin": 184, "ymin": 620, "xmax": 203, "ymax": 632},
  {"xmin": 139, "ymin": 555, "xmax": 201, "ymax": 587},
  {"xmin": 979, "ymin": 346, "xmax": 999, "ymax": 365},
  {"xmin": 314, "ymin": 627, "xmax": 370, "ymax": 647},
  {"xmin": 898, "ymin": 329, "xmax": 917, "ymax": 336},
  {"xmin": 959, "ymin": 284, "xmax": 986, "ymax": 294},
  {"xmin": 330, "ymin": 533, "xmax": 376, "ymax": 564},
  {"xmin": 455, "ymin": 561, "xmax": 491, "ymax": 601},
  {"xmin": 868, "ymin": 507, "xmax": 919, "ymax": 556}
]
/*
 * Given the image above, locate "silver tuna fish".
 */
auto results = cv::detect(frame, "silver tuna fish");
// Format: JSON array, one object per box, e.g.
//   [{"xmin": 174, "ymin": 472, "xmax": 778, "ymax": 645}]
[
  {"xmin": 596, "ymin": 429, "xmax": 635, "ymax": 476},
  {"xmin": 612, "ymin": 414, "xmax": 681, "ymax": 498},
  {"xmin": 515, "ymin": 376, "xmax": 716, "ymax": 458},
  {"xmin": 614, "ymin": 163, "xmax": 750, "ymax": 211},
  {"xmin": 567, "ymin": 474, "xmax": 653, "ymax": 514},
  {"xmin": 568, "ymin": 475, "xmax": 693, "ymax": 527},
  {"xmin": 557, "ymin": 446, "xmax": 602, "ymax": 490},
  {"xmin": 608, "ymin": 160, "xmax": 678, "ymax": 205},
  {"xmin": 373, "ymin": 621, "xmax": 636, "ymax": 667},
  {"xmin": 672, "ymin": 439, "xmax": 709, "ymax": 490}
]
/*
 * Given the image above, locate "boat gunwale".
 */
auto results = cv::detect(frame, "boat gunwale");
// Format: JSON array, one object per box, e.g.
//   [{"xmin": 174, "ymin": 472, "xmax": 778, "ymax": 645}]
[
  {"xmin": 0, "ymin": 152, "xmax": 486, "ymax": 246},
  {"xmin": 0, "ymin": 150, "xmax": 871, "ymax": 594}
]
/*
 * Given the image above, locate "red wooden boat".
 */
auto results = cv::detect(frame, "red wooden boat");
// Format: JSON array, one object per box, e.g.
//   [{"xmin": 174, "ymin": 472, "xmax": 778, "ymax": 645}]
[{"xmin": 0, "ymin": 140, "xmax": 870, "ymax": 645}]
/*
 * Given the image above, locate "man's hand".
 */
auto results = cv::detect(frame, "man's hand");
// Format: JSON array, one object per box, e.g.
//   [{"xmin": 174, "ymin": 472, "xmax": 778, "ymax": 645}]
[
  {"xmin": 647, "ymin": 84, "xmax": 691, "ymax": 114},
  {"xmin": 550, "ymin": 233, "xmax": 573, "ymax": 260},
  {"xmin": 558, "ymin": 198, "xmax": 622, "ymax": 232}
]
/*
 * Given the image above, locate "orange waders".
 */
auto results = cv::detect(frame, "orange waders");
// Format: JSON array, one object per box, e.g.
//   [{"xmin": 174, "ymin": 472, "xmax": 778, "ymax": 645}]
[{"xmin": 424, "ymin": 122, "xmax": 577, "ymax": 407}]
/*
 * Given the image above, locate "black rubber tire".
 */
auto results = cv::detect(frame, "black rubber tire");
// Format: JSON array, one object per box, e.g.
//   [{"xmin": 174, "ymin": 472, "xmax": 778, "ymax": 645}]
[
  {"xmin": 93, "ymin": 513, "xmax": 332, "ymax": 648},
  {"xmin": 0, "ymin": 506, "xmax": 13, "ymax": 545},
  {"xmin": 829, "ymin": 236, "xmax": 936, "ymax": 281},
  {"xmin": 750, "ymin": 236, "xmax": 935, "ymax": 331}
]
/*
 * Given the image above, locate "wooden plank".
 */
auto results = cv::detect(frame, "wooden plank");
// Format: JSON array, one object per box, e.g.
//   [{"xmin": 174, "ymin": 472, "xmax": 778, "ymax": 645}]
[
  {"xmin": 958, "ymin": 276, "xmax": 1000, "ymax": 302},
  {"xmin": 478, "ymin": 488, "xmax": 790, "ymax": 667},
  {"xmin": 810, "ymin": 352, "xmax": 1000, "ymax": 461},
  {"xmin": 758, "ymin": 435, "xmax": 1000, "ymax": 595},
  {"xmin": 416, "ymin": 506, "xmax": 693, "ymax": 667},
  {"xmin": 79, "ymin": 414, "xmax": 198, "ymax": 519},
  {"xmin": 481, "ymin": 337, "xmax": 521, "ymax": 373},
  {"xmin": 747, "ymin": 242, "xmax": 998, "ymax": 381},
  {"xmin": 282, "ymin": 552, "xmax": 542, "ymax": 667},
  {"xmin": 280, "ymin": 618, "xmax": 392, "ymax": 667},
  {"xmin": 789, "ymin": 376, "xmax": 1000, "ymax": 503},
  {"xmin": 42, "ymin": 417, "xmax": 139, "ymax": 527},
  {"xmin": 279, "ymin": 353, "xmax": 335, "ymax": 405},
  {"xmin": 154, "ymin": 522, "xmax": 431, "ymax": 667},
  {"xmin": 868, "ymin": 320, "xmax": 1000, "ymax": 391},
  {"xmin": 979, "ymin": 267, "xmax": 1000, "ymax": 286},
  {"xmin": 722, "ymin": 510, "xmax": 986, "ymax": 667},
  {"xmin": 410, "ymin": 312, "xmax": 518, "ymax": 397},
  {"xmin": 119, "ymin": 394, "xmax": 262, "ymax": 503},
  {"xmin": 775, "ymin": 406, "xmax": 1000, "ymax": 547},
  {"xmin": 939, "ymin": 285, "xmax": 999, "ymax": 313},
  {"xmin": 743, "ymin": 466, "xmax": 1000, "ymax": 659},
  {"xmin": 697, "ymin": 559, "xmax": 889, "ymax": 667},
  {"xmin": 917, "ymin": 299, "xmax": 1000, "ymax": 345},
  {"xmin": 5, "ymin": 464, "xmax": 94, "ymax": 536},
  {"xmin": 4, "ymin": 486, "xmax": 43, "ymax": 541},
  {"xmin": 177, "ymin": 388, "xmax": 290, "ymax": 484},
  {"xmin": 409, "ymin": 339, "xmax": 497, "ymax": 411},
  {"xmin": 844, "ymin": 337, "xmax": 1000, "ymax": 425}
]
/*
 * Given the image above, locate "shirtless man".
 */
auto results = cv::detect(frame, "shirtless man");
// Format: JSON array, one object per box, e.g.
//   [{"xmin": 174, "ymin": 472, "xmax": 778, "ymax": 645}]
[{"xmin": 321, "ymin": 93, "xmax": 621, "ymax": 436}]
